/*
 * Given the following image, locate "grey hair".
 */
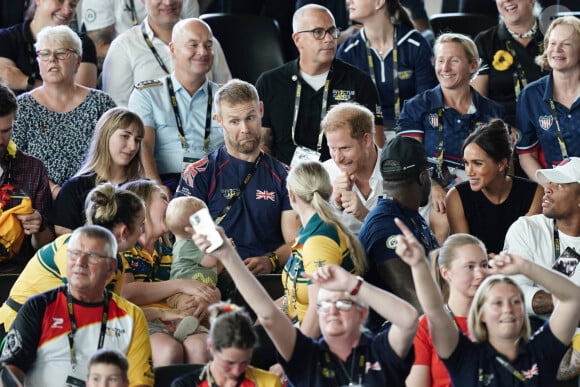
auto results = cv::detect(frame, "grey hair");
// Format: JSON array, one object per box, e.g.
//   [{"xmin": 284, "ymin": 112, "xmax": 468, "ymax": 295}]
[
  {"xmin": 35, "ymin": 25, "xmax": 83, "ymax": 56},
  {"xmin": 292, "ymin": 4, "xmax": 335, "ymax": 33}
]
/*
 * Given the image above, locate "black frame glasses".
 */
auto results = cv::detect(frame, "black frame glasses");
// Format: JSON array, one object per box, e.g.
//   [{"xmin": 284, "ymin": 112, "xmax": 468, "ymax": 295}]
[{"xmin": 296, "ymin": 27, "xmax": 340, "ymax": 40}]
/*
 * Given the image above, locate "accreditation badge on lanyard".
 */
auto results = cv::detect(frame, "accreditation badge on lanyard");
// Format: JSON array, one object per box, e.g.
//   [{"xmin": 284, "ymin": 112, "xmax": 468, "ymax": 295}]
[
  {"xmin": 290, "ymin": 146, "xmax": 321, "ymax": 168},
  {"xmin": 66, "ymin": 374, "xmax": 86, "ymax": 387}
]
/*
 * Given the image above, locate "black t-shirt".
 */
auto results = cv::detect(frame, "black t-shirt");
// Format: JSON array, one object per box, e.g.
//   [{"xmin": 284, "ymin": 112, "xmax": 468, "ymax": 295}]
[
  {"xmin": 256, "ymin": 58, "xmax": 382, "ymax": 165},
  {"xmin": 475, "ymin": 22, "xmax": 545, "ymax": 126},
  {"xmin": 49, "ymin": 173, "xmax": 97, "ymax": 230},
  {"xmin": 0, "ymin": 20, "xmax": 97, "ymax": 89}
]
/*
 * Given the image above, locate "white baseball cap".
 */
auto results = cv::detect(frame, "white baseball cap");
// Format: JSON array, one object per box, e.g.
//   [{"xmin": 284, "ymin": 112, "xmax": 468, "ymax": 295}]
[{"xmin": 536, "ymin": 157, "xmax": 580, "ymax": 185}]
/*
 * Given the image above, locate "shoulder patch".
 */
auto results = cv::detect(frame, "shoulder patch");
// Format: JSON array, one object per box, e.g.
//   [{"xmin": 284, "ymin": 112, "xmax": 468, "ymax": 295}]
[
  {"xmin": 134, "ymin": 79, "xmax": 163, "ymax": 90},
  {"xmin": 386, "ymin": 235, "xmax": 398, "ymax": 250}
]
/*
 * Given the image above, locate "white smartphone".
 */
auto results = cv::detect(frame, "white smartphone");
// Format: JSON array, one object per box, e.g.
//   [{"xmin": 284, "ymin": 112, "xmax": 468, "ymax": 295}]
[{"xmin": 189, "ymin": 208, "xmax": 223, "ymax": 253}]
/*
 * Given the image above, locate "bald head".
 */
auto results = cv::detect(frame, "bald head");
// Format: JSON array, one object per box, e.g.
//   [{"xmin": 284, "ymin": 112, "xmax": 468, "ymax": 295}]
[
  {"xmin": 172, "ymin": 18, "xmax": 213, "ymax": 42},
  {"xmin": 170, "ymin": 18, "xmax": 214, "ymax": 79},
  {"xmin": 292, "ymin": 4, "xmax": 335, "ymax": 33}
]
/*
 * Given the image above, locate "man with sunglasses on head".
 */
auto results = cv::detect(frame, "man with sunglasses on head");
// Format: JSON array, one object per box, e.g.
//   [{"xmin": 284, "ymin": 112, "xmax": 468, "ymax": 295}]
[
  {"xmin": 0, "ymin": 226, "xmax": 154, "ymax": 387},
  {"xmin": 191, "ymin": 226, "xmax": 418, "ymax": 386},
  {"xmin": 256, "ymin": 4, "xmax": 383, "ymax": 167}
]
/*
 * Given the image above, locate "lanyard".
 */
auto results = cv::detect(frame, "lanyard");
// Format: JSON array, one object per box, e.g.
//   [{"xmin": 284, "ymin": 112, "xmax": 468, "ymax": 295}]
[
  {"xmin": 66, "ymin": 287, "xmax": 109, "ymax": 370},
  {"xmin": 547, "ymin": 99, "xmax": 569, "ymax": 159},
  {"xmin": 127, "ymin": 0, "xmax": 139, "ymax": 26},
  {"xmin": 214, "ymin": 152, "xmax": 264, "ymax": 226},
  {"xmin": 364, "ymin": 25, "xmax": 400, "ymax": 119},
  {"xmin": 166, "ymin": 76, "xmax": 213, "ymax": 152},
  {"xmin": 141, "ymin": 21, "xmax": 170, "ymax": 74},
  {"xmin": 322, "ymin": 347, "xmax": 366, "ymax": 386},
  {"xmin": 495, "ymin": 356, "xmax": 526, "ymax": 382},
  {"xmin": 444, "ymin": 304, "xmax": 460, "ymax": 331},
  {"xmin": 504, "ymin": 40, "xmax": 528, "ymax": 99},
  {"xmin": 291, "ymin": 67, "xmax": 333, "ymax": 152},
  {"xmin": 554, "ymin": 220, "xmax": 560, "ymax": 259},
  {"xmin": 435, "ymin": 108, "xmax": 446, "ymax": 178}
]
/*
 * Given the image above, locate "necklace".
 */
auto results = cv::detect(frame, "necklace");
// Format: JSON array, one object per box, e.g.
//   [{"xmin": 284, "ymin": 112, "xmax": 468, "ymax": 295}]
[{"xmin": 506, "ymin": 20, "xmax": 537, "ymax": 39}]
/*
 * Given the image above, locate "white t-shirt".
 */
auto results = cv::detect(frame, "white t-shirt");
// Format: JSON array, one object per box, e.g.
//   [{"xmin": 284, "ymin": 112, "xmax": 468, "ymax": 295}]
[
  {"xmin": 80, "ymin": 0, "xmax": 199, "ymax": 35},
  {"xmin": 102, "ymin": 18, "xmax": 231, "ymax": 106},
  {"xmin": 503, "ymin": 214, "xmax": 580, "ymax": 315}
]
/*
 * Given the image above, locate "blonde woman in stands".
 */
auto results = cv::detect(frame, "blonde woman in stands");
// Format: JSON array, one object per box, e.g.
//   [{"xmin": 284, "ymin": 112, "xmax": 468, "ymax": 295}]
[
  {"xmin": 397, "ymin": 218, "xmax": 580, "ymax": 387},
  {"xmin": 406, "ymin": 233, "xmax": 488, "ymax": 387}
]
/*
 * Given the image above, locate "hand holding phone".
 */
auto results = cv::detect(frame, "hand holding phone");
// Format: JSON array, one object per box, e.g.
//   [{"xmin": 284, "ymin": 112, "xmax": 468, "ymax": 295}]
[{"xmin": 189, "ymin": 208, "xmax": 223, "ymax": 253}]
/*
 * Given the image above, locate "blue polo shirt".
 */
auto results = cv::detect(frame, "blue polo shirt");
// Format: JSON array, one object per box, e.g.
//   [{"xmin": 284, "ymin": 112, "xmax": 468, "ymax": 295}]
[
  {"xmin": 279, "ymin": 326, "xmax": 414, "ymax": 386},
  {"xmin": 128, "ymin": 75, "xmax": 224, "ymax": 175},
  {"xmin": 359, "ymin": 197, "xmax": 438, "ymax": 331},
  {"xmin": 337, "ymin": 23, "xmax": 437, "ymax": 127},
  {"xmin": 516, "ymin": 73, "xmax": 580, "ymax": 167},
  {"xmin": 175, "ymin": 147, "xmax": 292, "ymax": 259},
  {"xmin": 443, "ymin": 322, "xmax": 567, "ymax": 387},
  {"xmin": 396, "ymin": 85, "xmax": 505, "ymax": 169}
]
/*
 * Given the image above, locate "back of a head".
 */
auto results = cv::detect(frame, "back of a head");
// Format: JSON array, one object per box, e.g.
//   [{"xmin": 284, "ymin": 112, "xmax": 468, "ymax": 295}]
[
  {"xmin": 380, "ymin": 136, "xmax": 428, "ymax": 184},
  {"xmin": 0, "ymin": 83, "xmax": 17, "ymax": 117},
  {"xmin": 287, "ymin": 160, "xmax": 332, "ymax": 204},
  {"xmin": 85, "ymin": 182, "xmax": 144, "ymax": 234},
  {"xmin": 208, "ymin": 303, "xmax": 257, "ymax": 352},
  {"xmin": 166, "ymin": 196, "xmax": 206, "ymax": 237}
]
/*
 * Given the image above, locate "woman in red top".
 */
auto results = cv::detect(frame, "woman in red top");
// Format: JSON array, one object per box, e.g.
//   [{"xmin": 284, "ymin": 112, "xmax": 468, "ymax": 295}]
[{"xmin": 406, "ymin": 233, "xmax": 488, "ymax": 387}]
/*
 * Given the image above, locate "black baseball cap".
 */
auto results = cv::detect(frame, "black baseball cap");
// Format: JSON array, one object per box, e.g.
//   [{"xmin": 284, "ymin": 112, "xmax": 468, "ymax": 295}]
[{"xmin": 380, "ymin": 136, "xmax": 428, "ymax": 181}]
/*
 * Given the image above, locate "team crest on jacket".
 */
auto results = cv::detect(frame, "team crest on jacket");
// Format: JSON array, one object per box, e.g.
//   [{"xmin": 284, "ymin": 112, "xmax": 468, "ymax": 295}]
[
  {"xmin": 538, "ymin": 115, "xmax": 553, "ymax": 131},
  {"xmin": 256, "ymin": 190, "xmax": 276, "ymax": 201},
  {"xmin": 428, "ymin": 113, "xmax": 439, "ymax": 128},
  {"xmin": 332, "ymin": 89, "xmax": 355, "ymax": 102}
]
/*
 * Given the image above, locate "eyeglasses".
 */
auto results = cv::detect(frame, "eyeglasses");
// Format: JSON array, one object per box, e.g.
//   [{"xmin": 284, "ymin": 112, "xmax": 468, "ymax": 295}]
[
  {"xmin": 296, "ymin": 27, "xmax": 340, "ymax": 40},
  {"xmin": 317, "ymin": 299, "xmax": 358, "ymax": 313},
  {"xmin": 67, "ymin": 249, "xmax": 112, "ymax": 264},
  {"xmin": 36, "ymin": 48, "xmax": 78, "ymax": 61}
]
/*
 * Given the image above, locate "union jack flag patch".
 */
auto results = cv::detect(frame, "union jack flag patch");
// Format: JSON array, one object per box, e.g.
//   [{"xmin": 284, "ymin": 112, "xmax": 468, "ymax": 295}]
[{"xmin": 256, "ymin": 190, "xmax": 275, "ymax": 201}]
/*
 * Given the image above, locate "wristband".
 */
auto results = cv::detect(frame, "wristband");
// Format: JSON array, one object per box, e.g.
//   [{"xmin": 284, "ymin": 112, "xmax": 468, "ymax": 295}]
[
  {"xmin": 350, "ymin": 276, "xmax": 364, "ymax": 296},
  {"xmin": 267, "ymin": 252, "xmax": 281, "ymax": 273}
]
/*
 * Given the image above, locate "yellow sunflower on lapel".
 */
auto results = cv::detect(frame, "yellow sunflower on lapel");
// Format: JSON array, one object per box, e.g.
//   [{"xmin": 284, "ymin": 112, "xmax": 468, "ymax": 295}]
[{"xmin": 492, "ymin": 50, "xmax": 513, "ymax": 71}]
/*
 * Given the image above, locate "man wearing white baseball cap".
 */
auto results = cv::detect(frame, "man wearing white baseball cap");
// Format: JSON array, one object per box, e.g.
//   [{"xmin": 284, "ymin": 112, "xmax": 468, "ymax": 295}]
[{"xmin": 503, "ymin": 157, "xmax": 580, "ymax": 325}]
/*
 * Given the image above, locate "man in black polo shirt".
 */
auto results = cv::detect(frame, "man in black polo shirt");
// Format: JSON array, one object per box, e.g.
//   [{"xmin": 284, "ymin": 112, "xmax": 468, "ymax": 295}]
[{"xmin": 256, "ymin": 4, "xmax": 383, "ymax": 166}]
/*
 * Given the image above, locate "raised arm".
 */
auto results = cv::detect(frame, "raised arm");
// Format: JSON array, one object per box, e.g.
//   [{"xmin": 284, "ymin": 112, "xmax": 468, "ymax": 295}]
[
  {"xmin": 192, "ymin": 227, "xmax": 297, "ymax": 361},
  {"xmin": 394, "ymin": 218, "xmax": 459, "ymax": 359},
  {"xmin": 307, "ymin": 264, "xmax": 419, "ymax": 359},
  {"xmin": 489, "ymin": 252, "xmax": 580, "ymax": 345}
]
